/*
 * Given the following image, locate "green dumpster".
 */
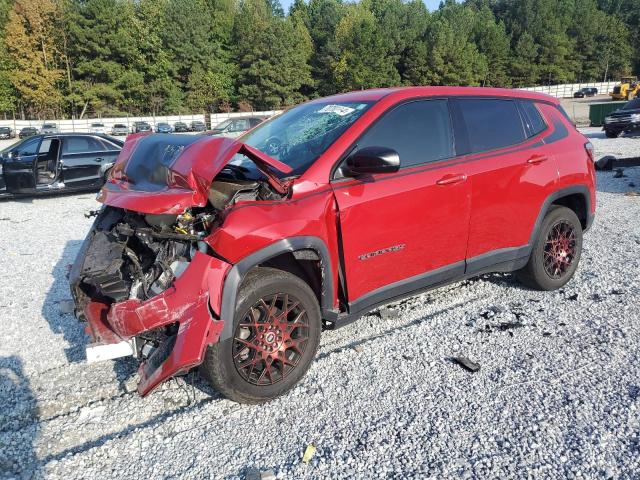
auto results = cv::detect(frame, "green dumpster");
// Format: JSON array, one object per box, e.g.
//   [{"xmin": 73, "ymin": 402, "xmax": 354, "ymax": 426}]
[{"xmin": 589, "ymin": 101, "xmax": 626, "ymax": 127}]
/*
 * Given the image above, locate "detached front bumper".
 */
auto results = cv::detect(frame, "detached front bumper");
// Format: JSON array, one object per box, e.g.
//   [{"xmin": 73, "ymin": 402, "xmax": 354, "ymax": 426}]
[{"xmin": 80, "ymin": 251, "xmax": 231, "ymax": 395}]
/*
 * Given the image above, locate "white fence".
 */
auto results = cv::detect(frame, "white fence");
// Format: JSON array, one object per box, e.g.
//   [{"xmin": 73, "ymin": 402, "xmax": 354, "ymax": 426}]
[
  {"xmin": 519, "ymin": 81, "xmax": 619, "ymax": 99},
  {"xmin": 0, "ymin": 111, "xmax": 286, "ymax": 134},
  {"xmin": 0, "ymin": 114, "xmax": 207, "ymax": 134},
  {"xmin": 209, "ymin": 110, "xmax": 282, "ymax": 126}
]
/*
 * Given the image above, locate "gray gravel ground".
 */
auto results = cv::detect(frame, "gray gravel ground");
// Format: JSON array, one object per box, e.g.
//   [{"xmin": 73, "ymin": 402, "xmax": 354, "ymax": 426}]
[{"xmin": 0, "ymin": 130, "xmax": 639, "ymax": 479}]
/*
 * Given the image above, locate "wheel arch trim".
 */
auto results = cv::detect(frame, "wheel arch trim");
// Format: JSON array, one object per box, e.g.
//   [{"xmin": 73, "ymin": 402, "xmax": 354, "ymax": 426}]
[
  {"xmin": 528, "ymin": 185, "xmax": 593, "ymax": 248},
  {"xmin": 219, "ymin": 236, "xmax": 335, "ymax": 341}
]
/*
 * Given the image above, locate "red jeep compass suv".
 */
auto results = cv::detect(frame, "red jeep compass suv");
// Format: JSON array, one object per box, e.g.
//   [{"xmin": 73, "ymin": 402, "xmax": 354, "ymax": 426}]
[{"xmin": 69, "ymin": 87, "xmax": 596, "ymax": 403}]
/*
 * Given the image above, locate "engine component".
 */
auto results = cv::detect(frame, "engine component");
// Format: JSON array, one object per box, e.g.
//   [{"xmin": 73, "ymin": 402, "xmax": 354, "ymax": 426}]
[{"xmin": 80, "ymin": 231, "xmax": 130, "ymax": 302}]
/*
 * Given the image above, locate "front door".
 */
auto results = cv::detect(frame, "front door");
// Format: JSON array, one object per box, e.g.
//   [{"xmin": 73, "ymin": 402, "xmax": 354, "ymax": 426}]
[
  {"xmin": 3, "ymin": 136, "xmax": 41, "ymax": 193},
  {"xmin": 331, "ymin": 99, "xmax": 471, "ymax": 312}
]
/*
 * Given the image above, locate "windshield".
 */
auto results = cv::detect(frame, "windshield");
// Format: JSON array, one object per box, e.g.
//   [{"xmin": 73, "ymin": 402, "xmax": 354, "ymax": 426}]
[
  {"xmin": 43, "ymin": 124, "xmax": 55, "ymax": 128},
  {"xmin": 114, "ymin": 124, "xmax": 126, "ymax": 128},
  {"xmin": 214, "ymin": 120, "xmax": 232, "ymax": 130},
  {"xmin": 0, "ymin": 127, "xmax": 9, "ymax": 132},
  {"xmin": 91, "ymin": 123, "xmax": 104, "ymax": 127},
  {"xmin": 623, "ymin": 99, "xmax": 640, "ymax": 110},
  {"xmin": 231, "ymin": 100, "xmax": 372, "ymax": 177}
]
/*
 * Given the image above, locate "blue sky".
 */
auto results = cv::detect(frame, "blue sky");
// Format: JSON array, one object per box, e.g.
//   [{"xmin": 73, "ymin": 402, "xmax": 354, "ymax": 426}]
[{"xmin": 281, "ymin": 0, "xmax": 442, "ymax": 13}]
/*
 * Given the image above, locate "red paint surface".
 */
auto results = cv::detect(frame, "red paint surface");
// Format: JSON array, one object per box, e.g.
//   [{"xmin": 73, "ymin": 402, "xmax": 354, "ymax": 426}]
[{"xmin": 87, "ymin": 86, "xmax": 595, "ymax": 395}]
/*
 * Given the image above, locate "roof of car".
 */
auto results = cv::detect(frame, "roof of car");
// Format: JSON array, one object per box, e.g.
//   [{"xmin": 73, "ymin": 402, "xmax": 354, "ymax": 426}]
[
  {"xmin": 21, "ymin": 132, "xmax": 124, "ymax": 143},
  {"xmin": 315, "ymin": 86, "xmax": 559, "ymax": 105}
]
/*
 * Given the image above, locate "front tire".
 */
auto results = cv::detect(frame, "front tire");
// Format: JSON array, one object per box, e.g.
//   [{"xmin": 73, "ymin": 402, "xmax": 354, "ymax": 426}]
[
  {"xmin": 202, "ymin": 268, "xmax": 321, "ymax": 404},
  {"xmin": 517, "ymin": 206, "xmax": 583, "ymax": 291}
]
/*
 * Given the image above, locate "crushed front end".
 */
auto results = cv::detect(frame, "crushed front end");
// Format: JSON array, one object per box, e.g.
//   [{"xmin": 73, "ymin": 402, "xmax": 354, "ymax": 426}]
[
  {"xmin": 69, "ymin": 206, "xmax": 231, "ymax": 395},
  {"xmin": 68, "ymin": 134, "xmax": 293, "ymax": 395}
]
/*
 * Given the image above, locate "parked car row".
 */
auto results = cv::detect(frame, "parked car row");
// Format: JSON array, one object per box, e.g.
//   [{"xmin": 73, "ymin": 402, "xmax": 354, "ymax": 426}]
[{"xmin": 0, "ymin": 120, "xmax": 214, "ymax": 139}]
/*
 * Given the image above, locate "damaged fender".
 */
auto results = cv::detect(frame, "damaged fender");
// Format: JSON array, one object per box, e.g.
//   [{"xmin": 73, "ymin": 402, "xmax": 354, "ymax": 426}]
[{"xmin": 81, "ymin": 250, "xmax": 231, "ymax": 396}]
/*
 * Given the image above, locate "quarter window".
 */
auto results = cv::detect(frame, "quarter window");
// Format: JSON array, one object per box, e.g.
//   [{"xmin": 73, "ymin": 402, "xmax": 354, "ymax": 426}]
[
  {"xmin": 458, "ymin": 98, "xmax": 526, "ymax": 153},
  {"xmin": 355, "ymin": 99, "xmax": 454, "ymax": 168},
  {"xmin": 520, "ymin": 101, "xmax": 547, "ymax": 137}
]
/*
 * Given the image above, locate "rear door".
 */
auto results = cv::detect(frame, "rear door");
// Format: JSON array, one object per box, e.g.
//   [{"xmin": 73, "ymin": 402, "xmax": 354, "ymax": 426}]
[
  {"xmin": 453, "ymin": 97, "xmax": 559, "ymax": 274},
  {"xmin": 59, "ymin": 135, "xmax": 119, "ymax": 189},
  {"xmin": 332, "ymin": 99, "xmax": 471, "ymax": 311}
]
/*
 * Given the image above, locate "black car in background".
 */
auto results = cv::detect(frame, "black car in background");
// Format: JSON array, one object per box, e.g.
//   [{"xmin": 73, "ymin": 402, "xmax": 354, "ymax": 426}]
[
  {"xmin": 0, "ymin": 133, "xmax": 123, "ymax": 197},
  {"xmin": 573, "ymin": 87, "xmax": 598, "ymax": 98},
  {"xmin": 173, "ymin": 122, "xmax": 189, "ymax": 132},
  {"xmin": 132, "ymin": 121, "xmax": 152, "ymax": 133},
  {"xmin": 19, "ymin": 127, "xmax": 39, "ymax": 138},
  {"xmin": 603, "ymin": 98, "xmax": 640, "ymax": 138},
  {"xmin": 190, "ymin": 120, "xmax": 206, "ymax": 132},
  {"xmin": 0, "ymin": 127, "xmax": 15, "ymax": 139}
]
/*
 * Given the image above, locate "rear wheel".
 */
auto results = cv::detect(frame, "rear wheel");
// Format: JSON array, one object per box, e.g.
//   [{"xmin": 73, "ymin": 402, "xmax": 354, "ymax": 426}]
[
  {"xmin": 605, "ymin": 129, "xmax": 619, "ymax": 138},
  {"xmin": 517, "ymin": 206, "xmax": 583, "ymax": 291},
  {"xmin": 202, "ymin": 268, "xmax": 321, "ymax": 404}
]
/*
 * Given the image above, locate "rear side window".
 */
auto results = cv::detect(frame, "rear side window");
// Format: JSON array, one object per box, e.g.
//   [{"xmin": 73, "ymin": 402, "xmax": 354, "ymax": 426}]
[
  {"xmin": 520, "ymin": 101, "xmax": 547, "ymax": 137},
  {"xmin": 457, "ymin": 98, "xmax": 526, "ymax": 153},
  {"xmin": 61, "ymin": 136, "xmax": 104, "ymax": 154},
  {"xmin": 356, "ymin": 99, "xmax": 454, "ymax": 168}
]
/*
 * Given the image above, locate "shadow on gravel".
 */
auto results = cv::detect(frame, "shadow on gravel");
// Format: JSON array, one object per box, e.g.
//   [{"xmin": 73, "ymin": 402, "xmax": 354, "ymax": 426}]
[
  {"xmin": 596, "ymin": 169, "xmax": 640, "ymax": 194},
  {"xmin": 38, "ymin": 378, "xmax": 224, "ymax": 466},
  {"xmin": 42, "ymin": 240, "xmax": 88, "ymax": 364},
  {"xmin": 0, "ymin": 356, "xmax": 39, "ymax": 478},
  {"xmin": 43, "ymin": 241, "xmax": 140, "ymax": 391}
]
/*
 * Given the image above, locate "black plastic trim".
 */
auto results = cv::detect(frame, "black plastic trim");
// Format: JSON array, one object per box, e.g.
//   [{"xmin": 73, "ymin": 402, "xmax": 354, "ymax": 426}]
[
  {"xmin": 465, "ymin": 246, "xmax": 530, "ymax": 276},
  {"xmin": 219, "ymin": 236, "xmax": 335, "ymax": 341},
  {"xmin": 527, "ymin": 184, "xmax": 592, "ymax": 245},
  {"xmin": 347, "ymin": 261, "xmax": 465, "ymax": 317}
]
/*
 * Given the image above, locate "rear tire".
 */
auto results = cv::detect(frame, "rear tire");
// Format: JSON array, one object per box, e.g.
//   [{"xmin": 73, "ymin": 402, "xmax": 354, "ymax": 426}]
[
  {"xmin": 202, "ymin": 267, "xmax": 321, "ymax": 404},
  {"xmin": 605, "ymin": 129, "xmax": 619, "ymax": 138},
  {"xmin": 517, "ymin": 206, "xmax": 583, "ymax": 291}
]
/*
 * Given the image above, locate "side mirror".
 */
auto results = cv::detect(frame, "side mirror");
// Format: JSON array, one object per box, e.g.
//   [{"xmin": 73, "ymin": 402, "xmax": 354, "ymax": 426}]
[{"xmin": 345, "ymin": 146, "xmax": 400, "ymax": 176}]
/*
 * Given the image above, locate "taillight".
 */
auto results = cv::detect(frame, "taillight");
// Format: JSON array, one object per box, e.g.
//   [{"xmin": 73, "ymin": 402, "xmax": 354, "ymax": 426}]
[{"xmin": 584, "ymin": 142, "xmax": 594, "ymax": 162}]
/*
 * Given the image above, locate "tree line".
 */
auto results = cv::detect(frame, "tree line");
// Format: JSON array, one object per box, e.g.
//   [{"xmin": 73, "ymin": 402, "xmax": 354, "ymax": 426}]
[{"xmin": 0, "ymin": 0, "xmax": 637, "ymax": 119}]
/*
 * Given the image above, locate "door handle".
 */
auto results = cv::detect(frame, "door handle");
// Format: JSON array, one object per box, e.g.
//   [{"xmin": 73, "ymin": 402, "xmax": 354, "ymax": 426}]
[
  {"xmin": 94, "ymin": 157, "xmax": 104, "ymax": 163},
  {"xmin": 527, "ymin": 154, "xmax": 548, "ymax": 165},
  {"xmin": 436, "ymin": 174, "xmax": 467, "ymax": 186}
]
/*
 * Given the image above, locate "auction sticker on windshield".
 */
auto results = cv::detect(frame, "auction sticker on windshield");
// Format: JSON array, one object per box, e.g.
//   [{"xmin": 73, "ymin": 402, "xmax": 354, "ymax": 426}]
[{"xmin": 317, "ymin": 104, "xmax": 356, "ymax": 116}]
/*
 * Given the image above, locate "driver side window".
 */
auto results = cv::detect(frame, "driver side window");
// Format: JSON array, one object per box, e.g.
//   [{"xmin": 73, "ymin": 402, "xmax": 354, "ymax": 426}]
[
  {"xmin": 354, "ymin": 99, "xmax": 454, "ymax": 168},
  {"xmin": 16, "ymin": 138, "xmax": 40, "ymax": 156}
]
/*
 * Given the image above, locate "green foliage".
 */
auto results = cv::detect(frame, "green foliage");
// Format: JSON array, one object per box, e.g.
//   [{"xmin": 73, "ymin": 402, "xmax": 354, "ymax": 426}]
[
  {"xmin": 233, "ymin": 0, "xmax": 313, "ymax": 109},
  {"xmin": 0, "ymin": 0, "xmax": 637, "ymax": 117},
  {"xmin": 332, "ymin": 5, "xmax": 400, "ymax": 91}
]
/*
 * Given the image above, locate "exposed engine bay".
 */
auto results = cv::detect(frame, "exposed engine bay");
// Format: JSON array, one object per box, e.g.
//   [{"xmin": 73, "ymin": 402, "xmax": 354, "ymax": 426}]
[{"xmin": 74, "ymin": 177, "xmax": 280, "ymax": 311}]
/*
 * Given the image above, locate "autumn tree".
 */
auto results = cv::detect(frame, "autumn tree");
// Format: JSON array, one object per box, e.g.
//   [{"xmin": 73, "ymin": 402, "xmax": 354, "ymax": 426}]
[{"xmin": 5, "ymin": 0, "xmax": 63, "ymax": 117}]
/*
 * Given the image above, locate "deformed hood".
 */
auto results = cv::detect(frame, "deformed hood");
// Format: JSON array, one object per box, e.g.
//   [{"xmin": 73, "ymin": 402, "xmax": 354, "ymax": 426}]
[{"xmin": 98, "ymin": 133, "xmax": 292, "ymax": 214}]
